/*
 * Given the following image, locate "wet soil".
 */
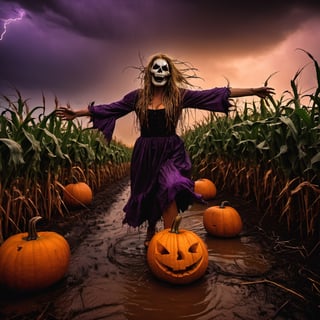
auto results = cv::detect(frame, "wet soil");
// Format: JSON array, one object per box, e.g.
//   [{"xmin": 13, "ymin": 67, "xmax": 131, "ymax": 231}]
[{"xmin": 0, "ymin": 176, "xmax": 319, "ymax": 320}]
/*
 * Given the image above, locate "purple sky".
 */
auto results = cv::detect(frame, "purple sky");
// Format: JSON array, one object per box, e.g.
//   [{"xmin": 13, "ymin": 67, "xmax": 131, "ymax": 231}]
[{"xmin": 1, "ymin": 0, "xmax": 320, "ymax": 145}]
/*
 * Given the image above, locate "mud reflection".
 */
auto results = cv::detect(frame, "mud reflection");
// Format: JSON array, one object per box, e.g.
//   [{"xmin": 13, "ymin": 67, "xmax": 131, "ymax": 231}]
[{"xmin": 206, "ymin": 236, "xmax": 272, "ymax": 277}]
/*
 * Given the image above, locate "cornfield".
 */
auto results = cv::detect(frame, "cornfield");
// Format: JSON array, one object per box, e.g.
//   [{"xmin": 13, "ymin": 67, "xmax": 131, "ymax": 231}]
[
  {"xmin": 184, "ymin": 50, "xmax": 320, "ymax": 242},
  {"xmin": 0, "ymin": 93, "xmax": 132, "ymax": 240},
  {"xmin": 2, "ymin": 50, "xmax": 319, "ymax": 246}
]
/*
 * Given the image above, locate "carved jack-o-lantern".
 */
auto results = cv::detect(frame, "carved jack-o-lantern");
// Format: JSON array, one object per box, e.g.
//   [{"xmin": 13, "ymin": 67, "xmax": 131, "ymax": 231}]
[{"xmin": 147, "ymin": 215, "xmax": 208, "ymax": 284}]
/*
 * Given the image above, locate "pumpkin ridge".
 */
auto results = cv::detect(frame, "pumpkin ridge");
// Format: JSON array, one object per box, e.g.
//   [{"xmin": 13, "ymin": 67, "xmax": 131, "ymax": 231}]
[
  {"xmin": 203, "ymin": 201, "xmax": 243, "ymax": 237},
  {"xmin": 0, "ymin": 217, "xmax": 71, "ymax": 292}
]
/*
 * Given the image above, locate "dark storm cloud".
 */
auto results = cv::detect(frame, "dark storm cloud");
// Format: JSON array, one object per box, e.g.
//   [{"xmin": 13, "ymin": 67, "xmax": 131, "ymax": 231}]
[
  {"xmin": 3, "ymin": 0, "xmax": 320, "ymax": 47},
  {"xmin": 1, "ymin": 0, "xmax": 320, "ymax": 98}
]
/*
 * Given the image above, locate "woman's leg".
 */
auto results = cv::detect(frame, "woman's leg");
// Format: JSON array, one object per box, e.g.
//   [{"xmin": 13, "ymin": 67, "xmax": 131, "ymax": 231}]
[
  {"xmin": 144, "ymin": 224, "xmax": 156, "ymax": 248},
  {"xmin": 144, "ymin": 201, "xmax": 178, "ymax": 247},
  {"xmin": 162, "ymin": 200, "xmax": 178, "ymax": 229}
]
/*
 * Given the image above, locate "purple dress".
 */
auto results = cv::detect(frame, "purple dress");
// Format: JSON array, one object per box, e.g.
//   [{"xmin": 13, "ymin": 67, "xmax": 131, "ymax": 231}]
[{"xmin": 88, "ymin": 87, "xmax": 231, "ymax": 228}]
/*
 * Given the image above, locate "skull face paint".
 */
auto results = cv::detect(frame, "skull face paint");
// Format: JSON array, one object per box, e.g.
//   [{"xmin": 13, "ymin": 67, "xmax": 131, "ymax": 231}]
[{"xmin": 150, "ymin": 58, "xmax": 170, "ymax": 86}]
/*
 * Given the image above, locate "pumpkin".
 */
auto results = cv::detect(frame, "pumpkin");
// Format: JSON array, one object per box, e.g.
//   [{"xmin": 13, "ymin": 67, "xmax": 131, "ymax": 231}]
[
  {"xmin": 0, "ymin": 216, "xmax": 70, "ymax": 292},
  {"xmin": 63, "ymin": 181, "xmax": 93, "ymax": 207},
  {"xmin": 194, "ymin": 178, "xmax": 217, "ymax": 200},
  {"xmin": 203, "ymin": 201, "xmax": 243, "ymax": 237},
  {"xmin": 147, "ymin": 215, "xmax": 208, "ymax": 284}
]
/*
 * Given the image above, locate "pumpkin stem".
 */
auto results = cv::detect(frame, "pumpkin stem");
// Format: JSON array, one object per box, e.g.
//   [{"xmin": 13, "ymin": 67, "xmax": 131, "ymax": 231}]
[
  {"xmin": 220, "ymin": 201, "xmax": 231, "ymax": 208},
  {"xmin": 170, "ymin": 215, "xmax": 182, "ymax": 234},
  {"xmin": 25, "ymin": 216, "xmax": 42, "ymax": 241}
]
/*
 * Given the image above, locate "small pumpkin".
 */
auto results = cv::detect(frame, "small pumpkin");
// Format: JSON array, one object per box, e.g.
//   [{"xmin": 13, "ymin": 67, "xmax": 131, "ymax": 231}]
[
  {"xmin": 203, "ymin": 201, "xmax": 243, "ymax": 237},
  {"xmin": 63, "ymin": 181, "xmax": 93, "ymax": 207},
  {"xmin": 0, "ymin": 216, "xmax": 70, "ymax": 292},
  {"xmin": 194, "ymin": 178, "xmax": 217, "ymax": 200},
  {"xmin": 147, "ymin": 215, "xmax": 208, "ymax": 284}
]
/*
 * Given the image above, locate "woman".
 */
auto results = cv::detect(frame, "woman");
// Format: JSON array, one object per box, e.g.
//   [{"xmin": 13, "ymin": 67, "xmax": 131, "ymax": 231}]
[{"xmin": 56, "ymin": 53, "xmax": 274, "ymax": 246}]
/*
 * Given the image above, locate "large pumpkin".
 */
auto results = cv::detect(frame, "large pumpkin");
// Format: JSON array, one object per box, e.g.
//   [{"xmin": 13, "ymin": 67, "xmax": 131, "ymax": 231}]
[
  {"xmin": 63, "ymin": 181, "xmax": 93, "ymax": 207},
  {"xmin": 0, "ymin": 216, "xmax": 70, "ymax": 292},
  {"xmin": 203, "ymin": 201, "xmax": 243, "ymax": 237},
  {"xmin": 147, "ymin": 215, "xmax": 208, "ymax": 284},
  {"xmin": 194, "ymin": 178, "xmax": 217, "ymax": 200}
]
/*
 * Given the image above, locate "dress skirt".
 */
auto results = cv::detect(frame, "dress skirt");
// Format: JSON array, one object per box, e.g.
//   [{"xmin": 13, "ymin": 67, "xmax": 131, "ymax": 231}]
[{"xmin": 122, "ymin": 134, "xmax": 200, "ymax": 228}]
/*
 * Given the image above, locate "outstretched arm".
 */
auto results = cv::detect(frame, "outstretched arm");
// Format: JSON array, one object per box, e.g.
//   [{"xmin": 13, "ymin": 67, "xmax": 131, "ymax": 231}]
[
  {"xmin": 55, "ymin": 106, "xmax": 92, "ymax": 121},
  {"xmin": 229, "ymin": 87, "xmax": 275, "ymax": 99}
]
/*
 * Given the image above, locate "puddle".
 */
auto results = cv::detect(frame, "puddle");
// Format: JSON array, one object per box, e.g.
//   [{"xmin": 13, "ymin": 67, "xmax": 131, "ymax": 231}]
[{"xmin": 0, "ymin": 180, "xmax": 310, "ymax": 320}]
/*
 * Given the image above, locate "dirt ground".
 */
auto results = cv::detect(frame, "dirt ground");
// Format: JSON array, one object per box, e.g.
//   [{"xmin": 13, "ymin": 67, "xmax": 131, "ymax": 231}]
[{"xmin": 0, "ymin": 176, "xmax": 319, "ymax": 320}]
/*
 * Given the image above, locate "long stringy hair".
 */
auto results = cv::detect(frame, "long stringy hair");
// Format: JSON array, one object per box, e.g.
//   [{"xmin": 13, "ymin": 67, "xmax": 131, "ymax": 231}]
[{"xmin": 134, "ymin": 53, "xmax": 200, "ymax": 130}]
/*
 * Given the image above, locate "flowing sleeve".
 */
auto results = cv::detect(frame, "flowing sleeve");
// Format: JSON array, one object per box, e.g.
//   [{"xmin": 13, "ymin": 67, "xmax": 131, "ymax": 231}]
[
  {"xmin": 88, "ymin": 89, "xmax": 138, "ymax": 142},
  {"xmin": 181, "ymin": 87, "xmax": 231, "ymax": 114}
]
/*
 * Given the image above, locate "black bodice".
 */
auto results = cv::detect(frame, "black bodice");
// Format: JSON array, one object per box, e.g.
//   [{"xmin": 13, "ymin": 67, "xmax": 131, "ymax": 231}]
[{"xmin": 140, "ymin": 109, "xmax": 176, "ymax": 137}]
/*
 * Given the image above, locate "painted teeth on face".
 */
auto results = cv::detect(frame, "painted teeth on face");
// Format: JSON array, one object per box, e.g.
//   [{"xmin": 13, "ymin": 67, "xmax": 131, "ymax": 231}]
[
  {"xmin": 155, "ymin": 76, "xmax": 165, "ymax": 82},
  {"xmin": 151, "ymin": 58, "xmax": 170, "ymax": 86}
]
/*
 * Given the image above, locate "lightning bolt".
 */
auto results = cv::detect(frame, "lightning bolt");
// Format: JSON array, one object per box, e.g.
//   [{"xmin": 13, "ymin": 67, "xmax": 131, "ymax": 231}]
[{"xmin": 0, "ymin": 9, "xmax": 25, "ymax": 41}]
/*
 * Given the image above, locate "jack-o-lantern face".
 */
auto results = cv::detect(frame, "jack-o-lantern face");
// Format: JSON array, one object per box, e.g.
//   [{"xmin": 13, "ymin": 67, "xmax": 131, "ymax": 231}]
[{"xmin": 147, "ymin": 216, "xmax": 208, "ymax": 284}]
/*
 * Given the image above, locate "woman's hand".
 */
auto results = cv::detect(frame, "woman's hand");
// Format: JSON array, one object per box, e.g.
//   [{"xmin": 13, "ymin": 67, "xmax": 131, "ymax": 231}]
[
  {"xmin": 55, "ymin": 107, "xmax": 77, "ymax": 121},
  {"xmin": 230, "ymin": 87, "xmax": 275, "ymax": 99},
  {"xmin": 252, "ymin": 87, "xmax": 275, "ymax": 99}
]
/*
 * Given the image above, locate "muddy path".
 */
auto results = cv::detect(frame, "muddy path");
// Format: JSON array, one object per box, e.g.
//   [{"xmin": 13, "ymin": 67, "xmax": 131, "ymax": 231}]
[{"xmin": 0, "ymin": 177, "xmax": 319, "ymax": 320}]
